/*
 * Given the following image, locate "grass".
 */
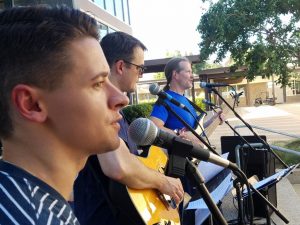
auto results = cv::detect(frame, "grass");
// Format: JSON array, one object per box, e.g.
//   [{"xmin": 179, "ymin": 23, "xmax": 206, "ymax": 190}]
[{"xmin": 271, "ymin": 139, "xmax": 300, "ymax": 167}]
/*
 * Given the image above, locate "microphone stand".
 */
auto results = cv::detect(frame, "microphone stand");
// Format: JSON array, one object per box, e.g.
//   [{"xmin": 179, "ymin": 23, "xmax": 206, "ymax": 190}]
[
  {"xmin": 233, "ymin": 178, "xmax": 246, "ymax": 225},
  {"xmin": 208, "ymin": 87, "xmax": 288, "ymax": 168},
  {"xmin": 185, "ymin": 159, "xmax": 228, "ymax": 225},
  {"xmin": 166, "ymin": 137, "xmax": 257, "ymax": 225},
  {"xmin": 225, "ymin": 120, "xmax": 289, "ymax": 224},
  {"xmin": 208, "ymin": 87, "xmax": 289, "ymax": 224},
  {"xmin": 158, "ymin": 99, "xmax": 220, "ymax": 155},
  {"xmin": 166, "ymin": 140, "xmax": 228, "ymax": 225}
]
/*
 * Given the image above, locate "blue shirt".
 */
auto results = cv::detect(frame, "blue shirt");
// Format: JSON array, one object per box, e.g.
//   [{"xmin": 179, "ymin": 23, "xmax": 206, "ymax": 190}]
[
  {"xmin": 150, "ymin": 90, "xmax": 198, "ymax": 130},
  {"xmin": 0, "ymin": 160, "xmax": 79, "ymax": 225}
]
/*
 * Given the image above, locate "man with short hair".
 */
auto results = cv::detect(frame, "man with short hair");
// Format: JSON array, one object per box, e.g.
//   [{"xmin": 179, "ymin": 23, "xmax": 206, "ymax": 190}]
[
  {"xmin": 73, "ymin": 32, "xmax": 184, "ymax": 225},
  {"xmin": 0, "ymin": 6, "xmax": 128, "ymax": 224}
]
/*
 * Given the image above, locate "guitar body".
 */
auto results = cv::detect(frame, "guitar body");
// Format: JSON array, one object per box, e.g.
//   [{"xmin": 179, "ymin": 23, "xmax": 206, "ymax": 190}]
[{"xmin": 109, "ymin": 146, "xmax": 180, "ymax": 225}]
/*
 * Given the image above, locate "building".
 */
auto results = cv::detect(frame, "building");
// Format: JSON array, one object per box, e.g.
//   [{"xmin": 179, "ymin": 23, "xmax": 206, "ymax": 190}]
[{"xmin": 0, "ymin": 0, "xmax": 132, "ymax": 36}]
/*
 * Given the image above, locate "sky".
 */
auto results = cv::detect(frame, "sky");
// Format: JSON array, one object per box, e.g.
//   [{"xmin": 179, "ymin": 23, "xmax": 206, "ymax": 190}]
[{"xmin": 129, "ymin": 0, "xmax": 208, "ymax": 60}]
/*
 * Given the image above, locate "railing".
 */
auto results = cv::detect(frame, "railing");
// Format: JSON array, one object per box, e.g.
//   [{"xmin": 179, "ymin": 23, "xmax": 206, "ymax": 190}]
[{"xmin": 234, "ymin": 124, "xmax": 300, "ymax": 156}]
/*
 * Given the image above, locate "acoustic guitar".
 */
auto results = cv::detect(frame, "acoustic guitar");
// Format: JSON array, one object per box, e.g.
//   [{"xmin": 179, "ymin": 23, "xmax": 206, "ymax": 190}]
[
  {"xmin": 109, "ymin": 145, "xmax": 180, "ymax": 225},
  {"xmin": 110, "ymin": 102, "xmax": 230, "ymax": 225},
  {"xmin": 196, "ymin": 99, "xmax": 231, "ymax": 139}
]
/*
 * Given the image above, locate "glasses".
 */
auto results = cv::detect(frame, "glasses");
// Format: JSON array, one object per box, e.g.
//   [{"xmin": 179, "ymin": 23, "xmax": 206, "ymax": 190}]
[{"xmin": 123, "ymin": 60, "xmax": 146, "ymax": 75}]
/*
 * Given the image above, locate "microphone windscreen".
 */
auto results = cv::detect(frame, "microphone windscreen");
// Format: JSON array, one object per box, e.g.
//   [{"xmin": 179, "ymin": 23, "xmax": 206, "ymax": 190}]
[
  {"xmin": 149, "ymin": 83, "xmax": 160, "ymax": 95},
  {"xmin": 128, "ymin": 118, "xmax": 158, "ymax": 146},
  {"xmin": 199, "ymin": 82, "xmax": 206, "ymax": 88},
  {"xmin": 202, "ymin": 99, "xmax": 208, "ymax": 104}
]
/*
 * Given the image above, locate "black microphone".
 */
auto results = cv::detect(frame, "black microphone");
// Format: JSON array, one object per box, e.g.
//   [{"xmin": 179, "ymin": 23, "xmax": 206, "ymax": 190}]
[
  {"xmin": 202, "ymin": 99, "xmax": 221, "ymax": 108},
  {"xmin": 149, "ymin": 83, "xmax": 190, "ymax": 112},
  {"xmin": 200, "ymin": 82, "xmax": 228, "ymax": 88},
  {"xmin": 128, "ymin": 118, "xmax": 237, "ymax": 170}
]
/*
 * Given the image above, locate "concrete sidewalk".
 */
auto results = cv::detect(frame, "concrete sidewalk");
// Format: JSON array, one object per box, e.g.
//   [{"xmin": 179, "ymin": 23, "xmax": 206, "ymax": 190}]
[
  {"xmin": 208, "ymin": 102, "xmax": 300, "ymax": 225},
  {"xmin": 209, "ymin": 102, "xmax": 300, "ymax": 151}
]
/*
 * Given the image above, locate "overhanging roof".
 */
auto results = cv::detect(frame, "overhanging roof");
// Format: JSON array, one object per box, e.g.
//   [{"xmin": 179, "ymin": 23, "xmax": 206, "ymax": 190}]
[
  {"xmin": 144, "ymin": 55, "xmax": 201, "ymax": 73},
  {"xmin": 199, "ymin": 66, "xmax": 248, "ymax": 80}
]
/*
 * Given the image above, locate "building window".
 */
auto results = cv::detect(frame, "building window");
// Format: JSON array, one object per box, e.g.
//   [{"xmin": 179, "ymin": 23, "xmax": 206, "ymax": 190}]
[
  {"xmin": 114, "ymin": 0, "xmax": 123, "ymax": 21},
  {"xmin": 292, "ymin": 80, "xmax": 300, "ymax": 95},
  {"xmin": 123, "ymin": 0, "xmax": 130, "ymax": 24},
  {"xmin": 295, "ymin": 81, "xmax": 300, "ymax": 95},
  {"xmin": 93, "ymin": 0, "xmax": 104, "ymax": 9},
  {"xmin": 104, "ymin": 0, "xmax": 115, "ymax": 16},
  {"xmin": 108, "ymin": 27, "xmax": 116, "ymax": 33},
  {"xmin": 98, "ymin": 22, "xmax": 108, "ymax": 39}
]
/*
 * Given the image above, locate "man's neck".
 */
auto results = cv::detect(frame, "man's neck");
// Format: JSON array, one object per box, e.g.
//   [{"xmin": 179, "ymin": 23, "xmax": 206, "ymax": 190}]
[
  {"xmin": 169, "ymin": 86, "xmax": 185, "ymax": 95},
  {"xmin": 2, "ymin": 140, "xmax": 84, "ymax": 200}
]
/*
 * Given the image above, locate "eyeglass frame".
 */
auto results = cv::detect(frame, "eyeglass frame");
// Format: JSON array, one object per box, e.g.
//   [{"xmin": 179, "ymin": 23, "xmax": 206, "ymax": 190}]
[{"xmin": 123, "ymin": 59, "xmax": 146, "ymax": 74}]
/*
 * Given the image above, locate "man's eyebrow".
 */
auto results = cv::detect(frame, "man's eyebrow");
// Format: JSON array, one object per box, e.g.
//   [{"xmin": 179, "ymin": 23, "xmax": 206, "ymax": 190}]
[{"xmin": 91, "ymin": 71, "xmax": 109, "ymax": 81}]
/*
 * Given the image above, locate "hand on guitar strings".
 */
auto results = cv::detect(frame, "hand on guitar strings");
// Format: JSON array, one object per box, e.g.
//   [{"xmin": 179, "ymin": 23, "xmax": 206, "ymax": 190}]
[
  {"xmin": 177, "ymin": 128, "xmax": 205, "ymax": 147},
  {"xmin": 161, "ymin": 176, "xmax": 184, "ymax": 206}
]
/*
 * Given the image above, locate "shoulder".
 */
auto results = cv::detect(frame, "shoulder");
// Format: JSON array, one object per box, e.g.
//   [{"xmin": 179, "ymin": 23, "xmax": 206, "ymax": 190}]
[
  {"xmin": 0, "ymin": 168, "xmax": 38, "ymax": 224},
  {"xmin": 0, "ymin": 162, "xmax": 78, "ymax": 224}
]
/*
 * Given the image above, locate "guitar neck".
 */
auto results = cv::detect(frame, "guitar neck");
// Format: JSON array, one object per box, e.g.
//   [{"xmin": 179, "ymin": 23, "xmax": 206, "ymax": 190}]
[{"xmin": 200, "ymin": 100, "xmax": 231, "ymax": 138}]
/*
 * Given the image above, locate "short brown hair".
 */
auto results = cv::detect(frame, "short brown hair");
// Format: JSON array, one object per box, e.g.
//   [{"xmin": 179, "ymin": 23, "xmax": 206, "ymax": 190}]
[{"xmin": 0, "ymin": 6, "xmax": 99, "ymax": 138}]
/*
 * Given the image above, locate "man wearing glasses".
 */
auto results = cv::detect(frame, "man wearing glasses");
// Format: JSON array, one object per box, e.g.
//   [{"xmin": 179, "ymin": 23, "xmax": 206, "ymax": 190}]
[{"xmin": 73, "ymin": 32, "xmax": 184, "ymax": 225}]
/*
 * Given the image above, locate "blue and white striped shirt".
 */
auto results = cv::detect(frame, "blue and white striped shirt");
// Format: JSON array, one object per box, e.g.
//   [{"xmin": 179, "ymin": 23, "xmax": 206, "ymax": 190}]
[{"xmin": 0, "ymin": 160, "xmax": 79, "ymax": 225}]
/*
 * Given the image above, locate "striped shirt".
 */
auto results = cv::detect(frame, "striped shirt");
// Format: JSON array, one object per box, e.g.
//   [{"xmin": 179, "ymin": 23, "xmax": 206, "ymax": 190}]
[{"xmin": 0, "ymin": 160, "xmax": 79, "ymax": 225}]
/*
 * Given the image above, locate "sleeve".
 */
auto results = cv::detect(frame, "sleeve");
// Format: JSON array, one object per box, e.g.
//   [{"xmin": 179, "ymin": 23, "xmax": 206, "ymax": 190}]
[{"xmin": 150, "ymin": 103, "xmax": 169, "ymax": 123}]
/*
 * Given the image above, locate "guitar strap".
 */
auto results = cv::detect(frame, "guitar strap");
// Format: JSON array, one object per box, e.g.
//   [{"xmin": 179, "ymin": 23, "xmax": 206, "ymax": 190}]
[
  {"xmin": 186, "ymin": 98, "xmax": 206, "ymax": 115},
  {"xmin": 155, "ymin": 97, "xmax": 211, "ymax": 145}
]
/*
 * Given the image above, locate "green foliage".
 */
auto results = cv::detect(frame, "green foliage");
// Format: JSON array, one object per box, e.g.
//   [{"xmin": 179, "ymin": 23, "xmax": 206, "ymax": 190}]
[
  {"xmin": 122, "ymin": 98, "xmax": 206, "ymax": 123},
  {"xmin": 193, "ymin": 62, "xmax": 222, "ymax": 74},
  {"xmin": 153, "ymin": 72, "xmax": 165, "ymax": 80},
  {"xmin": 122, "ymin": 103, "xmax": 154, "ymax": 123},
  {"xmin": 198, "ymin": 0, "xmax": 300, "ymax": 86},
  {"xmin": 194, "ymin": 97, "xmax": 206, "ymax": 111},
  {"xmin": 272, "ymin": 139, "xmax": 300, "ymax": 166}
]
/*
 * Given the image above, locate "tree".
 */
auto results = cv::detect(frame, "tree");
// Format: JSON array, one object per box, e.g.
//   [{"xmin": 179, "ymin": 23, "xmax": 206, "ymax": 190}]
[{"xmin": 197, "ymin": 0, "xmax": 300, "ymax": 86}]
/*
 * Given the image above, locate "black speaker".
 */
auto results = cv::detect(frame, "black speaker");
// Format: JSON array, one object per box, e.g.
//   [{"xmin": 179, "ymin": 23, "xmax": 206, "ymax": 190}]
[{"xmin": 221, "ymin": 135, "xmax": 277, "ymax": 218}]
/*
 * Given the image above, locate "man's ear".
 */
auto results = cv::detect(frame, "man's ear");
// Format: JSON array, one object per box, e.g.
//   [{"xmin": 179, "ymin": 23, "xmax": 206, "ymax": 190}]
[
  {"xmin": 172, "ymin": 70, "xmax": 178, "ymax": 80},
  {"xmin": 115, "ymin": 60, "xmax": 125, "ymax": 75},
  {"xmin": 11, "ymin": 84, "xmax": 47, "ymax": 122}
]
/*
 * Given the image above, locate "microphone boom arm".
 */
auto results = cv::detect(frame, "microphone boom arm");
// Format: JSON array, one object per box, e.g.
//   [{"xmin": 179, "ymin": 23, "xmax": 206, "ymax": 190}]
[{"xmin": 159, "ymin": 100, "xmax": 220, "ymax": 156}]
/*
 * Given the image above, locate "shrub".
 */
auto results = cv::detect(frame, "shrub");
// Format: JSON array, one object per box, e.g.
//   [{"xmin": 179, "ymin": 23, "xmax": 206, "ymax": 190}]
[
  {"xmin": 122, "ymin": 97, "xmax": 206, "ymax": 123},
  {"xmin": 122, "ymin": 103, "xmax": 154, "ymax": 123},
  {"xmin": 194, "ymin": 97, "xmax": 206, "ymax": 111}
]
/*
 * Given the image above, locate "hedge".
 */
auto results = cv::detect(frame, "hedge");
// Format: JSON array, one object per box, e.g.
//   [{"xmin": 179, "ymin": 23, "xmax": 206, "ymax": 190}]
[
  {"xmin": 122, "ymin": 103, "xmax": 154, "ymax": 123},
  {"xmin": 122, "ymin": 98, "xmax": 206, "ymax": 123}
]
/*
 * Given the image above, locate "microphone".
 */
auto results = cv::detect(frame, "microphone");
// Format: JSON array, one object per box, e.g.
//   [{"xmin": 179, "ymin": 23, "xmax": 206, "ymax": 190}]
[
  {"xmin": 200, "ymin": 82, "xmax": 228, "ymax": 88},
  {"xmin": 128, "ymin": 118, "xmax": 237, "ymax": 170},
  {"xmin": 202, "ymin": 99, "xmax": 221, "ymax": 108},
  {"xmin": 149, "ymin": 83, "xmax": 190, "ymax": 112}
]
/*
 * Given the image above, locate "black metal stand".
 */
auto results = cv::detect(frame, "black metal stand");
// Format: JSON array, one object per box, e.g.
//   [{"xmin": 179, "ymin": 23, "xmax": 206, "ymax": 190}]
[
  {"xmin": 209, "ymin": 87, "xmax": 288, "ymax": 169},
  {"xmin": 233, "ymin": 179, "xmax": 246, "ymax": 225},
  {"xmin": 185, "ymin": 159, "xmax": 228, "ymax": 225},
  {"xmin": 208, "ymin": 87, "xmax": 289, "ymax": 224}
]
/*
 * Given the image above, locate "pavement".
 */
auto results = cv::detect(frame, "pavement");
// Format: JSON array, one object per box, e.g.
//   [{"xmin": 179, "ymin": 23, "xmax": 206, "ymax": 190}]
[{"xmin": 207, "ymin": 102, "xmax": 300, "ymax": 225}]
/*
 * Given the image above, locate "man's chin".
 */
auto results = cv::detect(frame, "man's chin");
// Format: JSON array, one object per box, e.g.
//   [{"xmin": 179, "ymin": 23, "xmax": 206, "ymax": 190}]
[{"xmin": 103, "ymin": 139, "xmax": 121, "ymax": 153}]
